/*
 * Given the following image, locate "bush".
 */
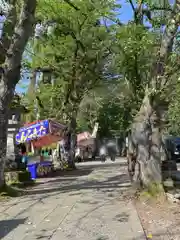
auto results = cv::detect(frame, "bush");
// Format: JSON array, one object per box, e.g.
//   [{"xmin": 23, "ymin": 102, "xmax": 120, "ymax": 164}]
[
  {"xmin": 18, "ymin": 171, "xmax": 31, "ymax": 183},
  {"xmin": 5, "ymin": 170, "xmax": 33, "ymax": 186}
]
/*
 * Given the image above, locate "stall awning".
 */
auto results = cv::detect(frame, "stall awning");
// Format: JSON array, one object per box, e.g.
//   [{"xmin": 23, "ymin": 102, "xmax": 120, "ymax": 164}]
[
  {"xmin": 15, "ymin": 119, "xmax": 66, "ymax": 146},
  {"xmin": 77, "ymin": 131, "xmax": 95, "ymax": 147},
  {"xmin": 77, "ymin": 131, "xmax": 92, "ymax": 142}
]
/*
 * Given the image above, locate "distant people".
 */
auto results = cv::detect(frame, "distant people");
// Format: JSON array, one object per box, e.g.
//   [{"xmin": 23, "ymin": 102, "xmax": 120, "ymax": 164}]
[
  {"xmin": 126, "ymin": 137, "xmax": 128, "ymax": 148},
  {"xmin": 106, "ymin": 139, "xmax": 116, "ymax": 161},
  {"xmin": 84, "ymin": 147, "xmax": 89, "ymax": 159},
  {"xmin": 20, "ymin": 143, "xmax": 28, "ymax": 168},
  {"xmin": 48, "ymin": 148, "xmax": 52, "ymax": 156},
  {"xmin": 99, "ymin": 144, "xmax": 107, "ymax": 162},
  {"xmin": 40, "ymin": 150, "xmax": 44, "ymax": 162}
]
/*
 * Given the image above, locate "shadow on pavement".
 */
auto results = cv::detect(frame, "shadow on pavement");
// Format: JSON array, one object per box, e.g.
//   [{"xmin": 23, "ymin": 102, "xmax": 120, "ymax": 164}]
[
  {"xmin": 52, "ymin": 168, "xmax": 93, "ymax": 177},
  {"xmin": 34, "ymin": 161, "xmax": 127, "ymax": 185},
  {"xmin": 25, "ymin": 172, "xmax": 130, "ymax": 196},
  {"xmin": 77, "ymin": 161, "xmax": 127, "ymax": 169},
  {"xmin": 0, "ymin": 218, "xmax": 26, "ymax": 239}
]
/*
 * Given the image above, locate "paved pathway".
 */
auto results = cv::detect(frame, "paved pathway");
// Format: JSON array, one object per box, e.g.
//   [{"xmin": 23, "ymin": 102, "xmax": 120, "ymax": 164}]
[{"xmin": 0, "ymin": 158, "xmax": 145, "ymax": 240}]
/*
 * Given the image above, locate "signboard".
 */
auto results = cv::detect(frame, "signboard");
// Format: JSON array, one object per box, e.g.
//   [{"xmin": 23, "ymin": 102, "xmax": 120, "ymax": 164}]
[{"xmin": 16, "ymin": 120, "xmax": 49, "ymax": 144}]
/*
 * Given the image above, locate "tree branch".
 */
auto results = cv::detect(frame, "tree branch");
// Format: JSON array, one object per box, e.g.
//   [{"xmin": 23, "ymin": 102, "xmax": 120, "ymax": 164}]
[
  {"xmin": 129, "ymin": 0, "xmax": 144, "ymax": 24},
  {"xmin": 5, "ymin": 0, "xmax": 37, "ymax": 86},
  {"xmin": 0, "ymin": 0, "xmax": 18, "ymax": 64},
  {"xmin": 137, "ymin": 0, "xmax": 144, "ymax": 15},
  {"xmin": 104, "ymin": 16, "xmax": 123, "ymax": 26},
  {"xmin": 63, "ymin": 0, "xmax": 80, "ymax": 11},
  {"xmin": 153, "ymin": 0, "xmax": 180, "ymax": 89},
  {"xmin": 150, "ymin": 6, "xmax": 172, "ymax": 12},
  {"xmin": 128, "ymin": 0, "xmax": 135, "ymax": 12},
  {"xmin": 160, "ymin": 1, "xmax": 180, "ymax": 58}
]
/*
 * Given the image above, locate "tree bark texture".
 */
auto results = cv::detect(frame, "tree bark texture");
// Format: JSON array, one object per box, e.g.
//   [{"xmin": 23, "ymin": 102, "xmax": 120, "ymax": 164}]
[
  {"xmin": 129, "ymin": 1, "xmax": 180, "ymax": 188},
  {"xmin": 0, "ymin": 0, "xmax": 37, "ymax": 188},
  {"xmin": 67, "ymin": 114, "xmax": 77, "ymax": 169},
  {"xmin": 128, "ymin": 94, "xmax": 162, "ymax": 187}
]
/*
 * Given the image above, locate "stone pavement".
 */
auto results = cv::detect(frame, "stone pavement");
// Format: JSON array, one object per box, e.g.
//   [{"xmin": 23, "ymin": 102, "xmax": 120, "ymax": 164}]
[{"xmin": 0, "ymin": 159, "xmax": 145, "ymax": 240}]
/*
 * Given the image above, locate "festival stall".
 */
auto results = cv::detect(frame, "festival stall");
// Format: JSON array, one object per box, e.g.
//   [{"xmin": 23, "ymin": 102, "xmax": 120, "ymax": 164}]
[
  {"xmin": 77, "ymin": 131, "xmax": 94, "ymax": 146},
  {"xmin": 76, "ymin": 123, "xmax": 99, "ymax": 160},
  {"xmin": 16, "ymin": 119, "xmax": 66, "ymax": 179}
]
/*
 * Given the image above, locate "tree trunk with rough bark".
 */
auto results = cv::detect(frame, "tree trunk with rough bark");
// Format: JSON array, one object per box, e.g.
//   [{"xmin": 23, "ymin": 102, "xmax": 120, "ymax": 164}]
[
  {"xmin": 68, "ymin": 114, "xmax": 77, "ymax": 169},
  {"xmin": 129, "ymin": 1, "xmax": 180, "ymax": 189},
  {"xmin": 0, "ymin": 0, "xmax": 37, "ymax": 188},
  {"xmin": 0, "ymin": 108, "xmax": 9, "ymax": 187},
  {"xmin": 129, "ymin": 93, "xmax": 162, "ymax": 187}
]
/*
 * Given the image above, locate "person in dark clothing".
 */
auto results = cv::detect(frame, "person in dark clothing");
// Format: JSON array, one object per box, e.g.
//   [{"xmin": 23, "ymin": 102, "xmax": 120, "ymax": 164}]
[
  {"xmin": 106, "ymin": 140, "xmax": 116, "ymax": 161},
  {"xmin": 20, "ymin": 143, "xmax": 28, "ymax": 169}
]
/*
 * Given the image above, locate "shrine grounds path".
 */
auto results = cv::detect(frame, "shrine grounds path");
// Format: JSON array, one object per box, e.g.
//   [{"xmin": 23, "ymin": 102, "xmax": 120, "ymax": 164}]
[{"xmin": 0, "ymin": 158, "xmax": 145, "ymax": 240}]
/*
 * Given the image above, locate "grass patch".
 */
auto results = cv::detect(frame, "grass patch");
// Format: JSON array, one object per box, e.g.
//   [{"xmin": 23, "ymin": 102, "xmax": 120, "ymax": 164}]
[{"xmin": 138, "ymin": 183, "xmax": 166, "ymax": 201}]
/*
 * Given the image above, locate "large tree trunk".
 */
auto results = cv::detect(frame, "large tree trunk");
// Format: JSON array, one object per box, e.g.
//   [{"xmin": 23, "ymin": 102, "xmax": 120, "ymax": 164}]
[
  {"xmin": 0, "ymin": 100, "xmax": 9, "ymax": 187},
  {"xmin": 128, "ymin": 1, "xmax": 180, "ymax": 189},
  {"xmin": 67, "ymin": 114, "xmax": 77, "ymax": 169},
  {"xmin": 129, "ymin": 93, "xmax": 162, "ymax": 187},
  {"xmin": 0, "ymin": 0, "xmax": 37, "ymax": 188},
  {"xmin": 0, "ymin": 74, "xmax": 19, "ymax": 187}
]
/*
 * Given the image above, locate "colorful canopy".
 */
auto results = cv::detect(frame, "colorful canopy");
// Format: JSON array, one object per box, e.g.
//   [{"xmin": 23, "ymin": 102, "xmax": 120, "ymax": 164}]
[
  {"xmin": 16, "ymin": 119, "xmax": 66, "ymax": 147},
  {"xmin": 77, "ymin": 131, "xmax": 95, "ymax": 147}
]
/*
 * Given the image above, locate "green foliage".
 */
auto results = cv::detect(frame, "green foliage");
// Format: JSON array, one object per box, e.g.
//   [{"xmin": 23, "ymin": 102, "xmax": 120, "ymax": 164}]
[
  {"xmin": 25, "ymin": 0, "xmax": 116, "ymax": 125},
  {"xmin": 97, "ymin": 97, "xmax": 131, "ymax": 137},
  {"xmin": 168, "ymin": 78, "xmax": 180, "ymax": 135},
  {"xmin": 140, "ymin": 183, "xmax": 165, "ymax": 199},
  {"xmin": 21, "ymin": 0, "xmax": 180, "ymax": 139},
  {"xmin": 114, "ymin": 23, "xmax": 157, "ymax": 96},
  {"xmin": 76, "ymin": 91, "xmax": 101, "ymax": 132}
]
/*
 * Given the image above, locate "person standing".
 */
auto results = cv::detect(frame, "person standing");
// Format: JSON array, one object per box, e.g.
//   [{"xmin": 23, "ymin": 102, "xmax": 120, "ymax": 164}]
[{"xmin": 20, "ymin": 144, "xmax": 28, "ymax": 169}]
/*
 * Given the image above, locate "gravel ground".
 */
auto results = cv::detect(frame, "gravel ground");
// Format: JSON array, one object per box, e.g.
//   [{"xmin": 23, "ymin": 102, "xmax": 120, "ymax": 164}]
[
  {"xmin": 134, "ymin": 161, "xmax": 180, "ymax": 240},
  {"xmin": 135, "ymin": 195, "xmax": 180, "ymax": 240}
]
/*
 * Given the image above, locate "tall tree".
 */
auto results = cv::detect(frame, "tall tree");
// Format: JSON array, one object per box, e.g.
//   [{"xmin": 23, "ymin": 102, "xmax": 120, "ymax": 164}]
[
  {"xmin": 126, "ymin": 0, "xmax": 180, "ymax": 188},
  {"xmin": 0, "ymin": 0, "xmax": 37, "ymax": 187},
  {"xmin": 26, "ymin": 0, "xmax": 115, "ymax": 167}
]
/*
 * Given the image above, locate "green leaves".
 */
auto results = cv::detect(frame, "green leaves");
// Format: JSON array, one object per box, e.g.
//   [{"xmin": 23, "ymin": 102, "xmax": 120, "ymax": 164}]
[
  {"xmin": 168, "ymin": 77, "xmax": 180, "ymax": 135},
  {"xmin": 24, "ymin": 0, "xmax": 116, "ymax": 125},
  {"xmin": 21, "ymin": 0, "xmax": 180, "ymax": 138}
]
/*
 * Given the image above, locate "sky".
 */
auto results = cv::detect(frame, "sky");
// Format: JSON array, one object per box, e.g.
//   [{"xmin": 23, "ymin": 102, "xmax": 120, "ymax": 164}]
[
  {"xmin": 117, "ymin": 0, "xmax": 133, "ymax": 23},
  {"xmin": 15, "ymin": 0, "xmax": 134, "ymax": 93}
]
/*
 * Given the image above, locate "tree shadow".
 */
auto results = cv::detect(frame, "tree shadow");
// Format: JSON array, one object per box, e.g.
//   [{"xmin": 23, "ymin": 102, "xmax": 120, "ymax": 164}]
[
  {"xmin": 0, "ymin": 162, "xmax": 132, "ymax": 231},
  {"xmin": 25, "ymin": 172, "xmax": 131, "ymax": 196},
  {"xmin": 77, "ymin": 161, "xmax": 127, "ymax": 169},
  {"xmin": 0, "ymin": 218, "xmax": 27, "ymax": 239},
  {"xmin": 33, "ymin": 168, "xmax": 93, "ymax": 187},
  {"xmin": 52, "ymin": 168, "xmax": 93, "ymax": 177},
  {"xmin": 34, "ymin": 160, "xmax": 127, "ymax": 186}
]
